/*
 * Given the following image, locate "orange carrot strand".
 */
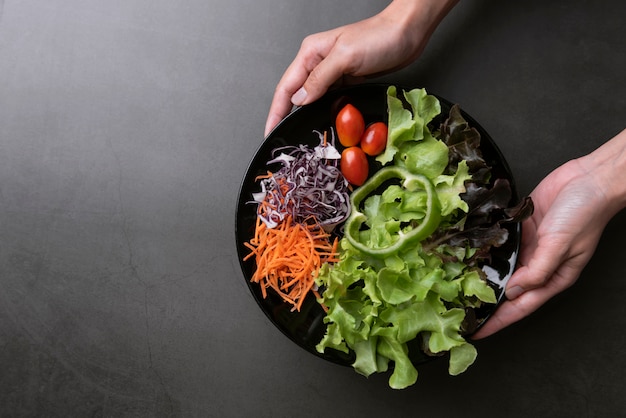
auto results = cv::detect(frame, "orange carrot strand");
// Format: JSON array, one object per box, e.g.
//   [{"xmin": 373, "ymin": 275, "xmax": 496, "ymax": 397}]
[{"xmin": 244, "ymin": 215, "xmax": 336, "ymax": 311}]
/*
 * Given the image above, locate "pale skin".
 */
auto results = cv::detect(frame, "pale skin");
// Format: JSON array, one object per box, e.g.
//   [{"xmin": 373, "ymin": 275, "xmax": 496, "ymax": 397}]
[
  {"xmin": 473, "ymin": 128, "xmax": 626, "ymax": 338},
  {"xmin": 265, "ymin": 0, "xmax": 626, "ymax": 338},
  {"xmin": 264, "ymin": 0, "xmax": 459, "ymax": 136}
]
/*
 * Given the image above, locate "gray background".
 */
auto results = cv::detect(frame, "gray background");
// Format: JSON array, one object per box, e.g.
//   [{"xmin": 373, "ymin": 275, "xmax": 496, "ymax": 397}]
[{"xmin": 1, "ymin": 0, "xmax": 625, "ymax": 416}]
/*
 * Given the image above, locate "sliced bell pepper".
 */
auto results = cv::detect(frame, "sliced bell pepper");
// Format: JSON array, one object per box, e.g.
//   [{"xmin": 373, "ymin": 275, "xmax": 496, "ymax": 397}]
[{"xmin": 344, "ymin": 166, "xmax": 441, "ymax": 257}]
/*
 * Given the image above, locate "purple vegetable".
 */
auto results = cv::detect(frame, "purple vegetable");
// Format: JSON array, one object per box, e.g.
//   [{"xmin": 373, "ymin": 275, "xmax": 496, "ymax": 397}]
[{"xmin": 254, "ymin": 131, "xmax": 351, "ymax": 232}]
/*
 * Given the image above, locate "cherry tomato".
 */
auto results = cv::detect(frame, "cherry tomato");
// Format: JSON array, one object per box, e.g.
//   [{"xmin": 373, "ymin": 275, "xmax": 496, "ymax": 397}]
[
  {"xmin": 341, "ymin": 147, "xmax": 369, "ymax": 186},
  {"xmin": 335, "ymin": 104, "xmax": 365, "ymax": 147},
  {"xmin": 360, "ymin": 122, "xmax": 388, "ymax": 156}
]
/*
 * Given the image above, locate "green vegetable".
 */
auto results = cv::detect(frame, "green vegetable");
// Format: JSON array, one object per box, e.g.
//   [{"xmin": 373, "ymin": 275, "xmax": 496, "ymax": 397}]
[
  {"xmin": 315, "ymin": 240, "xmax": 497, "ymax": 389},
  {"xmin": 376, "ymin": 86, "xmax": 441, "ymax": 167},
  {"xmin": 343, "ymin": 166, "xmax": 441, "ymax": 258},
  {"xmin": 315, "ymin": 86, "xmax": 511, "ymax": 390}
]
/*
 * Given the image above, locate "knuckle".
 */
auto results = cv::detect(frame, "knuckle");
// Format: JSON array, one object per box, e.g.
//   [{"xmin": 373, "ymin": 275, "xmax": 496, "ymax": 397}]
[{"xmin": 300, "ymin": 34, "xmax": 321, "ymax": 52}]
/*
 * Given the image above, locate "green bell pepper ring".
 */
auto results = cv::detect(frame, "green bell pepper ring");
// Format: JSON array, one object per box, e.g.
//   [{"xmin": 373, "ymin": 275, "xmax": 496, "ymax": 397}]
[{"xmin": 344, "ymin": 166, "xmax": 441, "ymax": 257}]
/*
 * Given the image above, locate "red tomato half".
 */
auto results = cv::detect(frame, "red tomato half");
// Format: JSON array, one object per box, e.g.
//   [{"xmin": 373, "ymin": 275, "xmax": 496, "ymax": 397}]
[
  {"xmin": 341, "ymin": 147, "xmax": 369, "ymax": 186},
  {"xmin": 360, "ymin": 122, "xmax": 388, "ymax": 156},
  {"xmin": 336, "ymin": 104, "xmax": 365, "ymax": 147}
]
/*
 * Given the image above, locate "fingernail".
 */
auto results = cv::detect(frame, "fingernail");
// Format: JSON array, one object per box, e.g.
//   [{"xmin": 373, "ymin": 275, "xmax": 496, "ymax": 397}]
[
  {"xmin": 291, "ymin": 87, "xmax": 307, "ymax": 106},
  {"xmin": 506, "ymin": 285, "xmax": 524, "ymax": 300}
]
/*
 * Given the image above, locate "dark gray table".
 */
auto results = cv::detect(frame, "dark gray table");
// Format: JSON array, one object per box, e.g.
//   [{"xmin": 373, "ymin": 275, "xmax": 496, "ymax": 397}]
[{"xmin": 1, "ymin": 1, "xmax": 625, "ymax": 416}]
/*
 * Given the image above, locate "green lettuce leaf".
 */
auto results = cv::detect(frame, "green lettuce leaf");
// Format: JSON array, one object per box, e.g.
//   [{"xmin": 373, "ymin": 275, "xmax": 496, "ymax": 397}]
[
  {"xmin": 377, "ymin": 334, "xmax": 418, "ymax": 389},
  {"xmin": 376, "ymin": 86, "xmax": 442, "ymax": 167},
  {"xmin": 397, "ymin": 135, "xmax": 449, "ymax": 179},
  {"xmin": 376, "ymin": 86, "xmax": 417, "ymax": 165},
  {"xmin": 459, "ymin": 270, "xmax": 497, "ymax": 304},
  {"xmin": 434, "ymin": 160, "xmax": 471, "ymax": 216},
  {"xmin": 449, "ymin": 343, "xmax": 478, "ymax": 376}
]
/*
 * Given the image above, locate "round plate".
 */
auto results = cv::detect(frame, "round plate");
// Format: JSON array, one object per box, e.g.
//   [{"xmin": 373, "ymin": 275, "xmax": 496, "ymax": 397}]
[{"xmin": 235, "ymin": 84, "xmax": 520, "ymax": 366}]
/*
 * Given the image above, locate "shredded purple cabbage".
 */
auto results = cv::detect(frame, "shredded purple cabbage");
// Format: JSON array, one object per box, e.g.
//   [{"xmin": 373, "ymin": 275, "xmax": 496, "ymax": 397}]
[{"xmin": 254, "ymin": 131, "xmax": 351, "ymax": 232}]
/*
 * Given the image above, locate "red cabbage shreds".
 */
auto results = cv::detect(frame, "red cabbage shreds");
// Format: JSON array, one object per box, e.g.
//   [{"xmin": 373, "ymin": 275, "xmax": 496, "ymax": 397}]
[{"xmin": 254, "ymin": 132, "xmax": 351, "ymax": 232}]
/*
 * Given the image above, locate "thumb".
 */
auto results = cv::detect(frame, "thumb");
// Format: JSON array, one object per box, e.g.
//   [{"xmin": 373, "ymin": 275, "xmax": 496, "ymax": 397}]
[{"xmin": 505, "ymin": 240, "xmax": 568, "ymax": 300}]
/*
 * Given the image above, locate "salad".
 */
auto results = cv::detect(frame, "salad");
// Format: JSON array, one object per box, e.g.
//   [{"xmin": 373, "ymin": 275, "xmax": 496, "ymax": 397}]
[{"xmin": 244, "ymin": 86, "xmax": 532, "ymax": 389}]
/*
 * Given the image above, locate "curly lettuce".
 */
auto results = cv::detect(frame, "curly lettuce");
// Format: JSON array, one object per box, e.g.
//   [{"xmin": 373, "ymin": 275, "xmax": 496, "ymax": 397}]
[{"xmin": 315, "ymin": 86, "xmax": 530, "ymax": 389}]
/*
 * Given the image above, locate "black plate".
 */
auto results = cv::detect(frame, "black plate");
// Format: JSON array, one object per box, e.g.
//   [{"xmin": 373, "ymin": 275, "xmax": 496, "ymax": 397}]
[{"xmin": 235, "ymin": 84, "xmax": 520, "ymax": 366}]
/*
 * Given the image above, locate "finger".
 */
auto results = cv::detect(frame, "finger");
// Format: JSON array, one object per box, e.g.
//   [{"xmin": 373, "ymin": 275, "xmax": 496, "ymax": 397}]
[
  {"xmin": 264, "ymin": 61, "xmax": 314, "ymax": 136},
  {"xmin": 471, "ymin": 277, "xmax": 564, "ymax": 339},
  {"xmin": 295, "ymin": 46, "xmax": 354, "ymax": 107},
  {"xmin": 474, "ymin": 254, "xmax": 583, "ymax": 339},
  {"xmin": 264, "ymin": 34, "xmax": 336, "ymax": 135},
  {"xmin": 505, "ymin": 234, "xmax": 569, "ymax": 300},
  {"xmin": 264, "ymin": 94, "xmax": 293, "ymax": 137}
]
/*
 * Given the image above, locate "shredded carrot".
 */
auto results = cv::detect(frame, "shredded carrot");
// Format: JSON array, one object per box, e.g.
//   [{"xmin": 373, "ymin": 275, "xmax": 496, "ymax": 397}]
[
  {"xmin": 254, "ymin": 170, "xmax": 273, "ymax": 181},
  {"xmin": 244, "ymin": 215, "xmax": 338, "ymax": 311},
  {"xmin": 256, "ymin": 176, "xmax": 291, "ymax": 222}
]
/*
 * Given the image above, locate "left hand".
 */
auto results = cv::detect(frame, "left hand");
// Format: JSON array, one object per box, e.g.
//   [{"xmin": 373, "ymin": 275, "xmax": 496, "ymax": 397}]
[{"xmin": 473, "ymin": 129, "xmax": 626, "ymax": 338}]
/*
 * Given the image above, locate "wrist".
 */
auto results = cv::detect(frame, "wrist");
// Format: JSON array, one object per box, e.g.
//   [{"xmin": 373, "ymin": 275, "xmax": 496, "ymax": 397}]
[
  {"xmin": 579, "ymin": 128, "xmax": 626, "ymax": 216},
  {"xmin": 382, "ymin": 0, "xmax": 459, "ymax": 39}
]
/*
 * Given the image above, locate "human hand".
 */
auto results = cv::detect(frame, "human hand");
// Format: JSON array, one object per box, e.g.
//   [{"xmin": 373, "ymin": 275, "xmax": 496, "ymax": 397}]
[
  {"xmin": 474, "ymin": 129, "xmax": 626, "ymax": 339},
  {"xmin": 264, "ymin": 0, "xmax": 458, "ymax": 136}
]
